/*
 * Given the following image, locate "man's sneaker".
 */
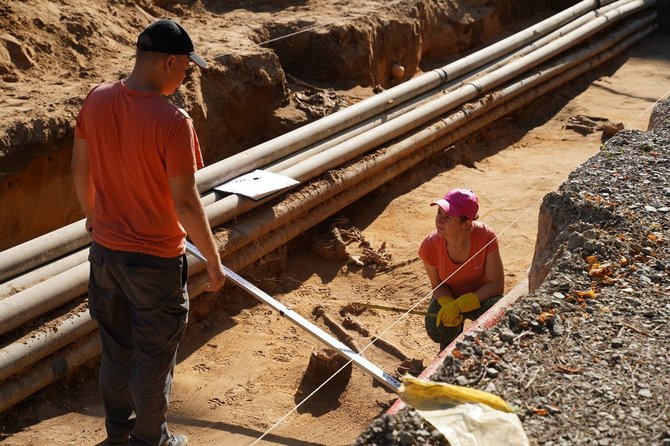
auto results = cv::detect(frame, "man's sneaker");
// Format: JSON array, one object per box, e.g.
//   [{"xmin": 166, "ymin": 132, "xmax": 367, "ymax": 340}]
[{"xmin": 162, "ymin": 434, "xmax": 189, "ymax": 446}]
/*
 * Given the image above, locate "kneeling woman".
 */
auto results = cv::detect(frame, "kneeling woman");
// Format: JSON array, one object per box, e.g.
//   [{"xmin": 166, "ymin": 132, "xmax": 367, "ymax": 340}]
[{"xmin": 419, "ymin": 188, "xmax": 505, "ymax": 350}]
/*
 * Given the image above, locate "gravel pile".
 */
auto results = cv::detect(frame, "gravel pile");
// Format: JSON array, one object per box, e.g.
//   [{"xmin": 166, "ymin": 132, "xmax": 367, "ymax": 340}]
[{"xmin": 353, "ymin": 100, "xmax": 670, "ymax": 446}]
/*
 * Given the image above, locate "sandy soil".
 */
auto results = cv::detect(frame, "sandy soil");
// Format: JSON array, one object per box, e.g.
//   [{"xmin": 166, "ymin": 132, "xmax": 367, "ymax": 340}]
[
  {"xmin": 1, "ymin": 0, "xmax": 669, "ymax": 443},
  {"xmin": 1, "ymin": 27, "xmax": 668, "ymax": 446}
]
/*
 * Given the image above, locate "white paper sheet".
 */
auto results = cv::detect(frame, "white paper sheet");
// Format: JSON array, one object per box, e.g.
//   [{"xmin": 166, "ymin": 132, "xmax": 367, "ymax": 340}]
[{"xmin": 214, "ymin": 169, "xmax": 299, "ymax": 200}]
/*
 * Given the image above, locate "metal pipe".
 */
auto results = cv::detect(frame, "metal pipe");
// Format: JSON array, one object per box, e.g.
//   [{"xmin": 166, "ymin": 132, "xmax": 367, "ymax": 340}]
[
  {"xmin": 0, "ymin": 334, "xmax": 100, "ymax": 415},
  {"xmin": 0, "ymin": 5, "xmax": 655, "ymax": 339},
  {"xmin": 0, "ymin": 0, "xmax": 640, "ymax": 296},
  {"xmin": 0, "ymin": 263, "xmax": 89, "ymax": 337},
  {"xmin": 0, "ymin": 0, "xmax": 605, "ymax": 282},
  {"xmin": 0, "ymin": 248, "xmax": 89, "ymax": 298},
  {"xmin": 0, "ymin": 314, "xmax": 96, "ymax": 382}
]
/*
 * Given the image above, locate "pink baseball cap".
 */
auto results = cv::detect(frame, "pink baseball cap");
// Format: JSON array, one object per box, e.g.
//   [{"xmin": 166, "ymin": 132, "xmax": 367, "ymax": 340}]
[{"xmin": 430, "ymin": 188, "xmax": 479, "ymax": 220}]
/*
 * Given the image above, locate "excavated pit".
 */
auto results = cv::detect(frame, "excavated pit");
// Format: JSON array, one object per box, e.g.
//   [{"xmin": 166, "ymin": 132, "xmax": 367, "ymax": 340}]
[
  {"xmin": 302, "ymin": 348, "xmax": 352, "ymax": 391},
  {"xmin": 1, "ymin": 1, "xmax": 669, "ymax": 445}
]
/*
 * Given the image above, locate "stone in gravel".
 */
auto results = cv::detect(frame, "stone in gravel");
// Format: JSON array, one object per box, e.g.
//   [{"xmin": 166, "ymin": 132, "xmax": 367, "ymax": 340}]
[
  {"xmin": 610, "ymin": 338, "xmax": 623, "ymax": 348},
  {"xmin": 456, "ymin": 375, "xmax": 468, "ymax": 386},
  {"xmin": 500, "ymin": 328, "xmax": 515, "ymax": 342},
  {"xmin": 638, "ymin": 389, "xmax": 652, "ymax": 398},
  {"xmin": 486, "ymin": 367, "xmax": 499, "ymax": 378},
  {"xmin": 583, "ymin": 229, "xmax": 597, "ymax": 239},
  {"xmin": 549, "ymin": 315, "xmax": 564, "ymax": 336},
  {"xmin": 399, "ymin": 432, "xmax": 414, "ymax": 445}
]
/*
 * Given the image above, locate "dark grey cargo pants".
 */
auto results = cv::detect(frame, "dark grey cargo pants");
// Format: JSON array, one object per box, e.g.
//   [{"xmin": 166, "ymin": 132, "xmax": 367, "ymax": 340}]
[{"xmin": 88, "ymin": 241, "xmax": 189, "ymax": 446}]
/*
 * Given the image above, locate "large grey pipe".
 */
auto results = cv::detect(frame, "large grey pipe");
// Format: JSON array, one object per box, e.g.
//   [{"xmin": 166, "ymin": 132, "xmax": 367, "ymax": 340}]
[
  {"xmin": 0, "ymin": 0, "xmax": 610, "ymax": 283},
  {"xmin": 0, "ymin": 0, "xmax": 655, "ymax": 335},
  {"xmin": 0, "ymin": 0, "xmax": 639, "ymax": 298}
]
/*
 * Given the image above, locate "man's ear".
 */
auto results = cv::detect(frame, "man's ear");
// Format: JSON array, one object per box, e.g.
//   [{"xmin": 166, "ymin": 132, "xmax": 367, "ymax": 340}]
[{"xmin": 164, "ymin": 54, "xmax": 177, "ymax": 71}]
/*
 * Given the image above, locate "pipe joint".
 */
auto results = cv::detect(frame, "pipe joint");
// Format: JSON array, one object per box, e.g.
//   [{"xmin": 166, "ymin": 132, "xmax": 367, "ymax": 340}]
[
  {"xmin": 435, "ymin": 68, "xmax": 449, "ymax": 84},
  {"xmin": 467, "ymin": 82, "xmax": 484, "ymax": 96}
]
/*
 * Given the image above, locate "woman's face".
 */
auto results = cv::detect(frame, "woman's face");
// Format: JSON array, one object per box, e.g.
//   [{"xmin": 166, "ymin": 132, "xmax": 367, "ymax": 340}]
[{"xmin": 435, "ymin": 207, "xmax": 468, "ymax": 236}]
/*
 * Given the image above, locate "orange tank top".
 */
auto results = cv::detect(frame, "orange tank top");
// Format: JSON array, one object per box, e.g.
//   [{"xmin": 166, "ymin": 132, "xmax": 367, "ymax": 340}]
[{"xmin": 418, "ymin": 221, "xmax": 499, "ymax": 296}]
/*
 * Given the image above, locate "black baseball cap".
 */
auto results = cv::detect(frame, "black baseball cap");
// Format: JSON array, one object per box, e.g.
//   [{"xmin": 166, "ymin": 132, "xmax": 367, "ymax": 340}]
[{"xmin": 137, "ymin": 19, "xmax": 207, "ymax": 68}]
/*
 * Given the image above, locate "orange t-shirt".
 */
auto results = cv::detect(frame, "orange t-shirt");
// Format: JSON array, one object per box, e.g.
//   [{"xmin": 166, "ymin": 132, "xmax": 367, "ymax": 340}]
[
  {"xmin": 75, "ymin": 80, "xmax": 203, "ymax": 257},
  {"xmin": 418, "ymin": 221, "xmax": 499, "ymax": 296}
]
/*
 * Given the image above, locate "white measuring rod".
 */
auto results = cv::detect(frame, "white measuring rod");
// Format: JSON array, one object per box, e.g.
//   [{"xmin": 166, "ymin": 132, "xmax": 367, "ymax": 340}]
[{"xmin": 185, "ymin": 241, "xmax": 401, "ymax": 392}]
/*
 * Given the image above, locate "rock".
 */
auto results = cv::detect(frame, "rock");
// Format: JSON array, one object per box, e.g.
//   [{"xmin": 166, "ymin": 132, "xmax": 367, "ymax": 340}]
[
  {"xmin": 500, "ymin": 328, "xmax": 515, "ymax": 342},
  {"xmin": 399, "ymin": 431, "xmax": 414, "ymax": 445}
]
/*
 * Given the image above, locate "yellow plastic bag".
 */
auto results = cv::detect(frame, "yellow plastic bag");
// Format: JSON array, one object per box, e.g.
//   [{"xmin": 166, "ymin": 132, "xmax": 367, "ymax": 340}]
[{"xmin": 398, "ymin": 376, "xmax": 529, "ymax": 446}]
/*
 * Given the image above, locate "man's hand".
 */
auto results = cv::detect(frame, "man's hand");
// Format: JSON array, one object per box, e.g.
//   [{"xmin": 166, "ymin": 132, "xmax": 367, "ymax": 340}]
[
  {"xmin": 85, "ymin": 217, "xmax": 93, "ymax": 233},
  {"xmin": 205, "ymin": 261, "xmax": 226, "ymax": 292}
]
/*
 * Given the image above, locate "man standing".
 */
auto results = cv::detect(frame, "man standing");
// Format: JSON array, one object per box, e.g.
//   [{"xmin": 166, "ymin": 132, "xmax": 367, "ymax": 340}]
[{"xmin": 71, "ymin": 19, "xmax": 225, "ymax": 446}]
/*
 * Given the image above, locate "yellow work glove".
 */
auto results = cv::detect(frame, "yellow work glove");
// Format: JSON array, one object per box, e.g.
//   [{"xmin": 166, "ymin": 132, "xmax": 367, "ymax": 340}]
[
  {"xmin": 454, "ymin": 292, "xmax": 481, "ymax": 313},
  {"xmin": 436, "ymin": 296, "xmax": 462, "ymax": 328},
  {"xmin": 436, "ymin": 293, "xmax": 481, "ymax": 328}
]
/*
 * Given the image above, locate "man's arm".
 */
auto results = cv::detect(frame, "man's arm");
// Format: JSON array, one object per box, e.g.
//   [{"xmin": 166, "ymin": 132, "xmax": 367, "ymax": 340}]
[
  {"xmin": 169, "ymin": 174, "xmax": 225, "ymax": 292},
  {"xmin": 70, "ymin": 137, "xmax": 95, "ymax": 233}
]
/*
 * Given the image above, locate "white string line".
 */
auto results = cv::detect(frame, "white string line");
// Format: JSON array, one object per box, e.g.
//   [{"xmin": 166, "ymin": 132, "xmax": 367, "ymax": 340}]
[
  {"xmin": 250, "ymin": 54, "xmax": 670, "ymax": 446},
  {"xmin": 211, "ymin": 0, "xmax": 409, "ymax": 59},
  {"xmin": 257, "ymin": 20, "xmax": 339, "ymax": 46},
  {"xmin": 212, "ymin": 19, "xmax": 340, "ymax": 60},
  {"xmin": 255, "ymin": 0, "xmax": 410, "ymax": 47},
  {"xmin": 627, "ymin": 86, "xmax": 670, "ymax": 128},
  {"xmin": 249, "ymin": 351, "xmax": 357, "ymax": 445}
]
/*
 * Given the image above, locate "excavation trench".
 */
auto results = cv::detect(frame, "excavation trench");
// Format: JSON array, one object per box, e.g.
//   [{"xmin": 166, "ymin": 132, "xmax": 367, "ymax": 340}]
[
  {"xmin": 0, "ymin": 1, "xmax": 669, "ymax": 445},
  {"xmin": 0, "ymin": 2, "xmax": 658, "ymax": 409}
]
